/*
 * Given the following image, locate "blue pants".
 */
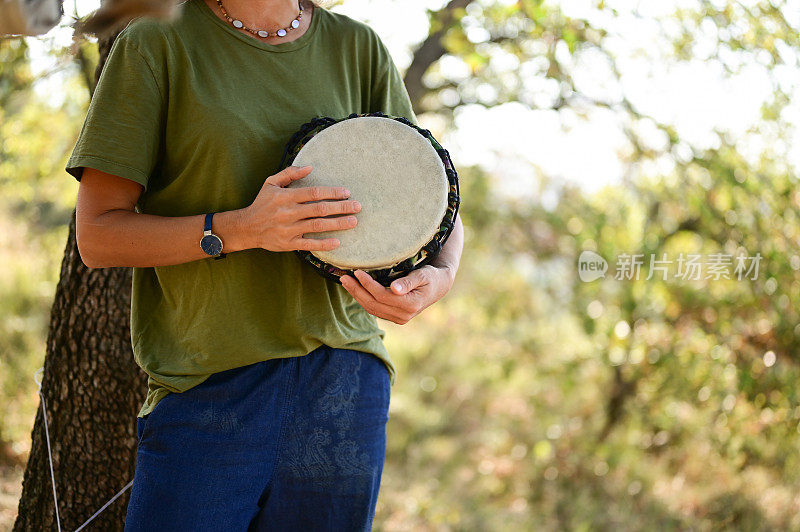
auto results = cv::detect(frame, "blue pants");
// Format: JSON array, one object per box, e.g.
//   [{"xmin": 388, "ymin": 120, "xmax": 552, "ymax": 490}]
[{"xmin": 124, "ymin": 345, "xmax": 392, "ymax": 531}]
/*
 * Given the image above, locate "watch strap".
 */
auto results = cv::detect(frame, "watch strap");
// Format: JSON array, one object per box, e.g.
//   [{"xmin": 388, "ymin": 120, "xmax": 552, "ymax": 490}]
[{"xmin": 204, "ymin": 212, "xmax": 227, "ymax": 260}]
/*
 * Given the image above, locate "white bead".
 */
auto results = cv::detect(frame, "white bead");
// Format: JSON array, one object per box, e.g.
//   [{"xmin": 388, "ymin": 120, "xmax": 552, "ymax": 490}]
[
  {"xmin": 258, "ymin": 30, "xmax": 269, "ymax": 37},
  {"xmin": 291, "ymin": 19, "xmax": 300, "ymax": 29},
  {"xmin": 277, "ymin": 29, "xmax": 287, "ymax": 37},
  {"xmin": 232, "ymin": 19, "xmax": 243, "ymax": 28}
]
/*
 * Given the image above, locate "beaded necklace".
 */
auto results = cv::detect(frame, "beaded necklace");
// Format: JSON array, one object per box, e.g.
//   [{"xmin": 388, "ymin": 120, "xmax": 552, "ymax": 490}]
[{"xmin": 215, "ymin": 0, "xmax": 303, "ymax": 39}]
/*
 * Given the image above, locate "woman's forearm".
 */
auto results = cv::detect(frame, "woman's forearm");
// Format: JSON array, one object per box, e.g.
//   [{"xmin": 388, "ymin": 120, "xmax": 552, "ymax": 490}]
[
  {"xmin": 78, "ymin": 208, "xmax": 253, "ymax": 269},
  {"xmin": 78, "ymin": 203, "xmax": 463, "ymax": 272},
  {"xmin": 430, "ymin": 212, "xmax": 463, "ymax": 283}
]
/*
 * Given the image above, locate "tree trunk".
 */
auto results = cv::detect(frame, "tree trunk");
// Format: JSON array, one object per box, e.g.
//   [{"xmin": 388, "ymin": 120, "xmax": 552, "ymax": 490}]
[
  {"xmin": 403, "ymin": 0, "xmax": 472, "ymax": 111},
  {"xmin": 13, "ymin": 29, "xmax": 147, "ymax": 532}
]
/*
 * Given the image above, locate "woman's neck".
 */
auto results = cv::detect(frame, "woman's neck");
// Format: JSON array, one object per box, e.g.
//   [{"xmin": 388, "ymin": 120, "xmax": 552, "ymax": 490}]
[{"xmin": 203, "ymin": 0, "xmax": 314, "ymax": 44}]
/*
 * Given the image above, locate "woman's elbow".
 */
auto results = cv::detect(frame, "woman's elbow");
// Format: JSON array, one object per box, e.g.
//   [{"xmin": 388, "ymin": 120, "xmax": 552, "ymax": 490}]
[
  {"xmin": 75, "ymin": 220, "xmax": 105, "ymax": 269},
  {"xmin": 75, "ymin": 206, "xmax": 117, "ymax": 269}
]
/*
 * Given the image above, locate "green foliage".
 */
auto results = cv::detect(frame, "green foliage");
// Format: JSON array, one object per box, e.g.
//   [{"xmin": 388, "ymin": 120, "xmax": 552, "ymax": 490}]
[
  {"xmin": 0, "ymin": 40, "xmax": 82, "ymax": 451},
  {"xmin": 375, "ymin": 146, "xmax": 800, "ymax": 529},
  {"xmin": 0, "ymin": 39, "xmax": 32, "ymax": 111}
]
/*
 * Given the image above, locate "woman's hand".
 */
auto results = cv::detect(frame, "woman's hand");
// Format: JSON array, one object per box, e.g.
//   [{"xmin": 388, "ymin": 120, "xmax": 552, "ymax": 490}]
[
  {"xmin": 340, "ymin": 265, "xmax": 456, "ymax": 325},
  {"xmin": 242, "ymin": 165, "xmax": 361, "ymax": 252}
]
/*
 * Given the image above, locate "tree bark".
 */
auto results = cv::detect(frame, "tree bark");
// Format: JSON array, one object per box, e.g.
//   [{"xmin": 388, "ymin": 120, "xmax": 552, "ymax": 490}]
[{"xmin": 13, "ymin": 28, "xmax": 147, "ymax": 532}]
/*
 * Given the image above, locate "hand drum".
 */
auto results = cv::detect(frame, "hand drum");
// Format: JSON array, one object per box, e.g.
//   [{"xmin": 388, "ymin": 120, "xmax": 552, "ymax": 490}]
[{"xmin": 277, "ymin": 112, "xmax": 460, "ymax": 287}]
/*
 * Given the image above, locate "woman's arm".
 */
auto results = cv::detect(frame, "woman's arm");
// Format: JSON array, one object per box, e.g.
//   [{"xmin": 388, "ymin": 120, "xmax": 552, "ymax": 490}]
[
  {"xmin": 76, "ymin": 167, "xmax": 248, "ymax": 268},
  {"xmin": 76, "ymin": 165, "xmax": 362, "ymax": 269}
]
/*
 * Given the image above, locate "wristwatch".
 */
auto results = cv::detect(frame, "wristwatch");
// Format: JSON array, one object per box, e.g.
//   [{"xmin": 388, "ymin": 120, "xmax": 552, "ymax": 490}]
[{"xmin": 200, "ymin": 212, "xmax": 226, "ymax": 260}]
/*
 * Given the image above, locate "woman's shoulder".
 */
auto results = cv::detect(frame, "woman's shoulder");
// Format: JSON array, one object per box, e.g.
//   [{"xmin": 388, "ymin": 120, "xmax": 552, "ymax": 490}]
[
  {"xmin": 111, "ymin": 18, "xmax": 170, "ymax": 65},
  {"xmin": 113, "ymin": 1, "xmax": 194, "ymax": 55}
]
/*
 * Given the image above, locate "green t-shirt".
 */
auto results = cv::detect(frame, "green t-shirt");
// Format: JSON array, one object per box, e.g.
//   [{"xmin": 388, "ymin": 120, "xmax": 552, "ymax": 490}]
[{"xmin": 65, "ymin": 0, "xmax": 418, "ymax": 417}]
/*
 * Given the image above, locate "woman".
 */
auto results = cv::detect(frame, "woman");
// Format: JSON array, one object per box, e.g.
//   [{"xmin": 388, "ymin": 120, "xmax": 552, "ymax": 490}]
[{"xmin": 67, "ymin": 0, "xmax": 463, "ymax": 529}]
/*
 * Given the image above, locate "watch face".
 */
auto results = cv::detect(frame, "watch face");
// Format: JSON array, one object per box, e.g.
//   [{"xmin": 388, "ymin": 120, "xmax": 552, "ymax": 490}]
[{"xmin": 201, "ymin": 234, "xmax": 223, "ymax": 256}]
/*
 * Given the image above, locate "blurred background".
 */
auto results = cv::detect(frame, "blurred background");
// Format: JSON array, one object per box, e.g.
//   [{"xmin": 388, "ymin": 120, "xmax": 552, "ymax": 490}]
[{"xmin": 2, "ymin": 0, "xmax": 800, "ymax": 529}]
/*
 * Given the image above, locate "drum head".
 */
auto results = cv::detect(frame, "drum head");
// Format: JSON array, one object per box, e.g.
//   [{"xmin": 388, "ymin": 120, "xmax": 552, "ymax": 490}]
[{"xmin": 288, "ymin": 116, "xmax": 450, "ymax": 270}]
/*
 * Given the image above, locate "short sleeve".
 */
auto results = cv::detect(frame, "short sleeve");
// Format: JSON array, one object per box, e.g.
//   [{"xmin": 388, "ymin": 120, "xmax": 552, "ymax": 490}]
[
  {"xmin": 369, "ymin": 49, "xmax": 418, "ymax": 126},
  {"xmin": 65, "ymin": 32, "xmax": 166, "ymax": 191}
]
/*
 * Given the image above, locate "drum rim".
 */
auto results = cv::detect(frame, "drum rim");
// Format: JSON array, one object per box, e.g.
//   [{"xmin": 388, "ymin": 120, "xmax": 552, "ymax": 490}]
[{"xmin": 277, "ymin": 111, "xmax": 461, "ymax": 287}]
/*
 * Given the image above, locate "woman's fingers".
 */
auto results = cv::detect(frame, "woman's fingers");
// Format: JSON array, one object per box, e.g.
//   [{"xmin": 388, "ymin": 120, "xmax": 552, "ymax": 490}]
[
  {"xmin": 293, "ymin": 236, "xmax": 341, "ymax": 251},
  {"xmin": 252, "ymin": 167, "xmax": 362, "ymax": 252},
  {"xmin": 265, "ymin": 165, "xmax": 314, "ymax": 187},
  {"xmin": 340, "ymin": 275, "xmax": 406, "ymax": 322},
  {"xmin": 288, "ymin": 185, "xmax": 350, "ymax": 203},
  {"xmin": 353, "ymin": 269, "xmax": 394, "ymax": 304},
  {"xmin": 295, "ymin": 199, "xmax": 361, "ymax": 220},
  {"xmin": 295, "ymin": 215, "xmax": 358, "ymax": 234}
]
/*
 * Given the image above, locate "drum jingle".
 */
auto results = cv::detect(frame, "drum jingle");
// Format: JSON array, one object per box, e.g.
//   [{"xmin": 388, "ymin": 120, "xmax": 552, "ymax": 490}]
[{"xmin": 276, "ymin": 112, "xmax": 460, "ymax": 287}]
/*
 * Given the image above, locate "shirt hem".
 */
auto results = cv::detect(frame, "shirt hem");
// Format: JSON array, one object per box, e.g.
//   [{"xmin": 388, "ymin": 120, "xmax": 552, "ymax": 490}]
[
  {"xmin": 136, "ymin": 339, "xmax": 397, "ymax": 418},
  {"xmin": 65, "ymin": 154, "xmax": 150, "ymax": 191}
]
